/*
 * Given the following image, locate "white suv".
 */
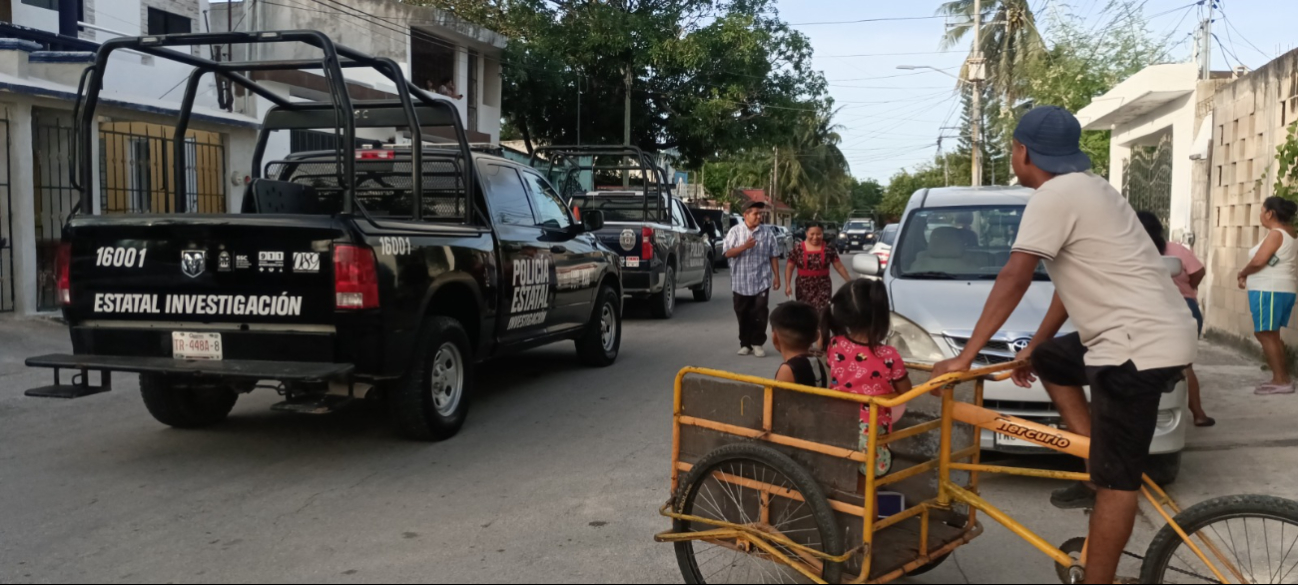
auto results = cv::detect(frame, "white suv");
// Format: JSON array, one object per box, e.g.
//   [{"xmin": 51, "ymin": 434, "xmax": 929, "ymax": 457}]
[{"xmin": 854, "ymin": 187, "xmax": 1187, "ymax": 483}]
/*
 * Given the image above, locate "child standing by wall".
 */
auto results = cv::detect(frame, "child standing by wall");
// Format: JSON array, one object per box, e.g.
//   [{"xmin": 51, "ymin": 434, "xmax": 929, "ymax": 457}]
[{"xmin": 821, "ymin": 279, "xmax": 912, "ymax": 476}]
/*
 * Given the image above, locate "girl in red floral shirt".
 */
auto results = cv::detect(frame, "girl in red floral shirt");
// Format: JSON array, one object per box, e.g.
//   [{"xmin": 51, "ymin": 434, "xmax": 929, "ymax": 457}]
[{"xmin": 821, "ymin": 279, "xmax": 912, "ymax": 476}]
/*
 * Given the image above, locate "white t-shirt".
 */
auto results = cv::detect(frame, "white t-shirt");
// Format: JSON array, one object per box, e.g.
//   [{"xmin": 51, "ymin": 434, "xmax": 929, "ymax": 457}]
[
  {"xmin": 1012, "ymin": 172, "xmax": 1198, "ymax": 370},
  {"xmin": 1247, "ymin": 229, "xmax": 1298, "ymax": 293}
]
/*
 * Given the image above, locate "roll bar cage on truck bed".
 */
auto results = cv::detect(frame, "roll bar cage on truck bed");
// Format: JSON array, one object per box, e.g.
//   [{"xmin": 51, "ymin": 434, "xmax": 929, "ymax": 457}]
[
  {"xmin": 529, "ymin": 145, "xmax": 672, "ymax": 221},
  {"xmin": 71, "ymin": 30, "xmax": 475, "ymax": 219},
  {"xmin": 26, "ymin": 30, "xmax": 479, "ymax": 399}
]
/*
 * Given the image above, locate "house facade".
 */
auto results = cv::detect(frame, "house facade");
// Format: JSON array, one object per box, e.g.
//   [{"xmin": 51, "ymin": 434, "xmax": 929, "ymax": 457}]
[{"xmin": 1, "ymin": 0, "xmax": 260, "ymax": 316}]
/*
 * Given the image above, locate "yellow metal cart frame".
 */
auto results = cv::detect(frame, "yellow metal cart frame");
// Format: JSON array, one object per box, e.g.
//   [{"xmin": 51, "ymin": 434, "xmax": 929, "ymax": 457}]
[{"xmin": 656, "ymin": 361, "xmax": 1243, "ymax": 584}]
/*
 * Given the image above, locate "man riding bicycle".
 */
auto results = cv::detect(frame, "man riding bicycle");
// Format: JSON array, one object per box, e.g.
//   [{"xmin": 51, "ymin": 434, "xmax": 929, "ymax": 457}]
[{"xmin": 930, "ymin": 106, "xmax": 1197, "ymax": 585}]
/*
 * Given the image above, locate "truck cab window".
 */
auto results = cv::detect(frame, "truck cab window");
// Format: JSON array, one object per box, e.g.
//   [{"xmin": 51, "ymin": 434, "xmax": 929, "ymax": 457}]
[
  {"xmin": 482, "ymin": 164, "xmax": 534, "ymax": 226},
  {"xmin": 521, "ymin": 172, "xmax": 573, "ymax": 230}
]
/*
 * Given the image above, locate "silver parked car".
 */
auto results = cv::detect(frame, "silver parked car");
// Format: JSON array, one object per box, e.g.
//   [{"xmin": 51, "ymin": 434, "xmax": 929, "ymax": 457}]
[{"xmin": 852, "ymin": 186, "xmax": 1187, "ymax": 484}]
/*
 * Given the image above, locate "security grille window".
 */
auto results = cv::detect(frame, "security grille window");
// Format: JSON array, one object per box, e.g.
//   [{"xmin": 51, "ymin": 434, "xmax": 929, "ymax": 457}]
[{"xmin": 147, "ymin": 7, "xmax": 192, "ymax": 35}]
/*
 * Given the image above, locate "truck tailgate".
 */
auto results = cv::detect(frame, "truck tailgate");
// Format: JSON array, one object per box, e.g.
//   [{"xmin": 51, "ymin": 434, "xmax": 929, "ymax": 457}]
[{"xmin": 64, "ymin": 214, "xmax": 350, "ymax": 326}]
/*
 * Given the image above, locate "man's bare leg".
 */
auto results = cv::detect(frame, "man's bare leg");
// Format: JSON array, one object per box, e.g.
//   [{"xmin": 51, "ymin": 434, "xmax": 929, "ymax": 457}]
[
  {"xmin": 1085, "ymin": 488, "xmax": 1139, "ymax": 584},
  {"xmin": 1043, "ymin": 381, "xmax": 1091, "ymax": 437}
]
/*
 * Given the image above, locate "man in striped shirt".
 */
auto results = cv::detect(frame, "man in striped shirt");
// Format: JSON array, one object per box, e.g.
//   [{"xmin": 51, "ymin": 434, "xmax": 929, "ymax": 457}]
[{"xmin": 724, "ymin": 201, "xmax": 782, "ymax": 357}]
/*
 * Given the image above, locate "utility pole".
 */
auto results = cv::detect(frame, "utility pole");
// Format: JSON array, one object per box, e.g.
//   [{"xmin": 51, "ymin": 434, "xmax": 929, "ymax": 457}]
[
  {"xmin": 623, "ymin": 66, "xmax": 632, "ymax": 188},
  {"xmin": 771, "ymin": 147, "xmax": 780, "ymax": 226},
  {"xmin": 1195, "ymin": 1, "xmax": 1214, "ymax": 80},
  {"xmin": 969, "ymin": 0, "xmax": 984, "ymax": 187}
]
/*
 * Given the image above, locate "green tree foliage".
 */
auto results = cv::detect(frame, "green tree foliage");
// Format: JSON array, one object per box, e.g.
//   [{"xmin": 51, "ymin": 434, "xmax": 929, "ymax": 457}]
[
  {"xmin": 850, "ymin": 178, "xmax": 884, "ymax": 212},
  {"xmin": 1274, "ymin": 122, "xmax": 1298, "ymax": 204},
  {"xmin": 413, "ymin": 0, "xmax": 830, "ymax": 167},
  {"xmin": 938, "ymin": 0, "xmax": 1044, "ymax": 115},
  {"xmin": 879, "ymin": 165, "xmax": 946, "ymax": 220}
]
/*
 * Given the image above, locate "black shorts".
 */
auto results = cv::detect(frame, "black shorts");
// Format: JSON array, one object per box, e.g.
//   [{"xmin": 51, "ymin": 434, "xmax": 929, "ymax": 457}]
[{"xmin": 1031, "ymin": 333, "xmax": 1185, "ymax": 491}]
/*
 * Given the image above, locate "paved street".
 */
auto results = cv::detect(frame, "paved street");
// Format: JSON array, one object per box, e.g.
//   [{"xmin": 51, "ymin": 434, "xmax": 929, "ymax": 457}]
[{"xmin": 2, "ymin": 268, "xmax": 1297, "ymax": 584}]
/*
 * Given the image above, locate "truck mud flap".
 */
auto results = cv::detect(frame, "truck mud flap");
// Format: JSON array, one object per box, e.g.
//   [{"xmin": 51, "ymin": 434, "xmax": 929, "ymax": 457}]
[{"xmin": 24, "ymin": 354, "xmax": 353, "ymax": 399}]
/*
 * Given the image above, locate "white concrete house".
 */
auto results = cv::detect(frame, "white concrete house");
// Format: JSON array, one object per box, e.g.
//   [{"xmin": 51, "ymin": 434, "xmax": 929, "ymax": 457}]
[
  {"xmin": 1076, "ymin": 63, "xmax": 1230, "ymax": 243},
  {"xmin": 1, "ymin": 0, "xmax": 260, "ymax": 315},
  {"xmin": 212, "ymin": 0, "xmax": 506, "ymax": 149}
]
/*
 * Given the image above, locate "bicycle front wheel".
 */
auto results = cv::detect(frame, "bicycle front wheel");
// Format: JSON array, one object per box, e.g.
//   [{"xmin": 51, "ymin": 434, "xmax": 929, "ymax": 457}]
[
  {"xmin": 673, "ymin": 442, "xmax": 844, "ymax": 584},
  {"xmin": 1140, "ymin": 494, "xmax": 1298, "ymax": 584}
]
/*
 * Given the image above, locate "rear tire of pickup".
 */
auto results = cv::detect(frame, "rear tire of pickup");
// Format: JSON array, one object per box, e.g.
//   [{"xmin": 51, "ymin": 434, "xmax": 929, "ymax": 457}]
[
  {"xmin": 576, "ymin": 285, "xmax": 622, "ymax": 367},
  {"xmin": 690, "ymin": 265, "xmax": 712, "ymax": 302},
  {"xmin": 651, "ymin": 266, "xmax": 676, "ymax": 319},
  {"xmin": 390, "ymin": 317, "xmax": 474, "ymax": 442},
  {"xmin": 139, "ymin": 375, "xmax": 238, "ymax": 429}
]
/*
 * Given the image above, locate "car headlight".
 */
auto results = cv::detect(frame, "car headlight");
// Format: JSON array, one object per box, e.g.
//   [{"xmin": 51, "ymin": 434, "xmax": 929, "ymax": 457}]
[
  {"xmin": 887, "ymin": 312, "xmax": 946, "ymax": 363},
  {"xmin": 838, "ymin": 233, "xmax": 847, "ymax": 239}
]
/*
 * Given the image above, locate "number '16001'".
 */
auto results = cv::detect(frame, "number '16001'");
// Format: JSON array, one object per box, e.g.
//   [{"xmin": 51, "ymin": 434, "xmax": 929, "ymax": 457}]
[{"xmin": 96, "ymin": 246, "xmax": 147, "ymax": 268}]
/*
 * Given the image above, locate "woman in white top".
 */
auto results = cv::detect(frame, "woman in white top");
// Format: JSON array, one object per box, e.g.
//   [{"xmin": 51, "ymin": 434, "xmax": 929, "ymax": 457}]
[{"xmin": 1237, "ymin": 196, "xmax": 1298, "ymax": 395}]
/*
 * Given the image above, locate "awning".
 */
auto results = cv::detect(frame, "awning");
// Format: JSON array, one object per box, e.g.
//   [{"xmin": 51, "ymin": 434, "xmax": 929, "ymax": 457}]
[{"xmin": 1189, "ymin": 114, "xmax": 1213, "ymax": 161}]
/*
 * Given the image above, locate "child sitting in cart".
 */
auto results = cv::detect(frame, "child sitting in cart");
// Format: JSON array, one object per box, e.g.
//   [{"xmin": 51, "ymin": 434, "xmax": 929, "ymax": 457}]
[
  {"xmin": 821, "ymin": 279, "xmax": 912, "ymax": 477},
  {"xmin": 771, "ymin": 301, "xmax": 829, "ymax": 388}
]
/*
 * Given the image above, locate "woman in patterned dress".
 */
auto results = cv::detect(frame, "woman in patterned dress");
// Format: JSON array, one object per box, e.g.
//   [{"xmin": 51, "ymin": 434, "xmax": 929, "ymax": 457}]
[{"xmin": 784, "ymin": 223, "xmax": 853, "ymax": 311}]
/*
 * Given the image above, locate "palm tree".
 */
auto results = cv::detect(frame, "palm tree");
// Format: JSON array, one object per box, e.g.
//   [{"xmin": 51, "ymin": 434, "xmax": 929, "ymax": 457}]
[{"xmin": 937, "ymin": 0, "xmax": 1044, "ymax": 113}]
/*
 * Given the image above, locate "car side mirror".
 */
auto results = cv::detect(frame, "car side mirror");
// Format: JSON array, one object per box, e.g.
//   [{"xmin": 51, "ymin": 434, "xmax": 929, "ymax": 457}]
[
  {"xmin": 853, "ymin": 253, "xmax": 883, "ymax": 277},
  {"xmin": 1162, "ymin": 256, "xmax": 1184, "ymax": 277},
  {"xmin": 583, "ymin": 209, "xmax": 605, "ymax": 233}
]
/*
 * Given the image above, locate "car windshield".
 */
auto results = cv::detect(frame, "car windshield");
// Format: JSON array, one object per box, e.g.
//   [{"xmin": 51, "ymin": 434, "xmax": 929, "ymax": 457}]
[
  {"xmin": 846, "ymin": 221, "xmax": 870, "ymax": 231},
  {"xmin": 879, "ymin": 224, "xmax": 899, "ymax": 246},
  {"xmin": 894, "ymin": 205, "xmax": 1049, "ymax": 280}
]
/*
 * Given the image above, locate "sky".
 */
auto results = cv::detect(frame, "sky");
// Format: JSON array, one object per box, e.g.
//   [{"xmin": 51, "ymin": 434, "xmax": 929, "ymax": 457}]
[{"xmin": 775, "ymin": 0, "xmax": 1297, "ymax": 183}]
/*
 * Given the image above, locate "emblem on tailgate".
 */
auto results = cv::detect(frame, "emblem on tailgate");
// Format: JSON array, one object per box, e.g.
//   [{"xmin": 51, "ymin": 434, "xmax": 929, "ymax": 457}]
[
  {"xmin": 181, "ymin": 250, "xmax": 207, "ymax": 278},
  {"xmin": 619, "ymin": 229, "xmax": 636, "ymax": 251}
]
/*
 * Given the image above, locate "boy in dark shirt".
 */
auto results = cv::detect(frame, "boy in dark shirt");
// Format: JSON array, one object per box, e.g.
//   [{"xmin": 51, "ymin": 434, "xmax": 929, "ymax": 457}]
[{"xmin": 771, "ymin": 301, "xmax": 828, "ymax": 387}]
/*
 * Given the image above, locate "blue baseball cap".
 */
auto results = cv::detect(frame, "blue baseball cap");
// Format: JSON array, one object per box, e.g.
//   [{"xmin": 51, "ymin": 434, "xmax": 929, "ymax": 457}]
[{"xmin": 1013, "ymin": 106, "xmax": 1092, "ymax": 174}]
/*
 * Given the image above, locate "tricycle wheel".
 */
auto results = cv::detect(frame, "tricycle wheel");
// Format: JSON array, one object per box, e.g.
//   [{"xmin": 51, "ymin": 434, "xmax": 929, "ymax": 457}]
[
  {"xmin": 1140, "ymin": 494, "xmax": 1298, "ymax": 584},
  {"xmin": 673, "ymin": 442, "xmax": 843, "ymax": 584},
  {"xmin": 1054, "ymin": 537, "xmax": 1087, "ymax": 584}
]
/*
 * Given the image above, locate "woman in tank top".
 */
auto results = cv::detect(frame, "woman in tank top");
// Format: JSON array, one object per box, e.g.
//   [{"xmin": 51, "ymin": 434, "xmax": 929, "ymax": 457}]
[{"xmin": 1238, "ymin": 196, "xmax": 1298, "ymax": 395}]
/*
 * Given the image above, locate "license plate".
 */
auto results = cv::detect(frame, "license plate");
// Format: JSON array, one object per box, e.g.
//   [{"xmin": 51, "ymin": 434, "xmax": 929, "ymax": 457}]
[
  {"xmin": 172, "ymin": 332, "xmax": 223, "ymax": 361},
  {"xmin": 624, "ymin": 257, "xmax": 640, "ymax": 268},
  {"xmin": 995, "ymin": 424, "xmax": 1058, "ymax": 449}
]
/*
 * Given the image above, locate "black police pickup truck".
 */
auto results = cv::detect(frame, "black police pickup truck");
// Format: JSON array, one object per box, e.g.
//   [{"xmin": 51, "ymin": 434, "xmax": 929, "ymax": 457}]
[
  {"xmin": 24, "ymin": 31, "xmax": 622, "ymax": 442},
  {"xmin": 533, "ymin": 146, "xmax": 711, "ymax": 319}
]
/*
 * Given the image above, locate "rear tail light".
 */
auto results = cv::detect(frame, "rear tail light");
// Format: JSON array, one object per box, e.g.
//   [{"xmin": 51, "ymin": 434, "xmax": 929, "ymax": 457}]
[
  {"xmin": 334, "ymin": 244, "xmax": 380, "ymax": 309},
  {"xmin": 876, "ymin": 250, "xmax": 890, "ymax": 268},
  {"xmin": 56, "ymin": 242, "xmax": 72, "ymax": 305},
  {"xmin": 572, "ymin": 205, "xmax": 581, "ymax": 222},
  {"xmin": 641, "ymin": 227, "xmax": 654, "ymax": 260}
]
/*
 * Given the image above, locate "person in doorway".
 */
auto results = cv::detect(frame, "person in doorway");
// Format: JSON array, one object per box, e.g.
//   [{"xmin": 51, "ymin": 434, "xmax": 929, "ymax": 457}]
[
  {"xmin": 724, "ymin": 201, "xmax": 781, "ymax": 357},
  {"xmin": 1137, "ymin": 211, "xmax": 1214, "ymax": 426},
  {"xmin": 930, "ymin": 106, "xmax": 1197, "ymax": 585},
  {"xmin": 783, "ymin": 222, "xmax": 852, "ymax": 311},
  {"xmin": 1238, "ymin": 196, "xmax": 1298, "ymax": 395},
  {"xmin": 433, "ymin": 76, "xmax": 462, "ymax": 100}
]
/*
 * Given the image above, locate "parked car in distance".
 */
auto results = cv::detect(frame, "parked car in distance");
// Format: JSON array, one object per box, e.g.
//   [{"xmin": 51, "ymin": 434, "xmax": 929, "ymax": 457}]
[
  {"xmin": 851, "ymin": 186, "xmax": 1187, "ymax": 484},
  {"xmin": 769, "ymin": 225, "xmax": 794, "ymax": 258},
  {"xmin": 865, "ymin": 223, "xmax": 900, "ymax": 271}
]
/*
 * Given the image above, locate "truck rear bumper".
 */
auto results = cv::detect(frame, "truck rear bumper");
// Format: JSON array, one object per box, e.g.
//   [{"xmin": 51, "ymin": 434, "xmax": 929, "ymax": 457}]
[{"xmin": 26, "ymin": 353, "xmax": 353, "ymax": 382}]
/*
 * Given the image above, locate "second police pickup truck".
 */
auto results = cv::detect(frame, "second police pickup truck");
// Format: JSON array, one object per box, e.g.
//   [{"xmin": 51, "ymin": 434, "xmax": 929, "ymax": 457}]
[
  {"xmin": 24, "ymin": 31, "xmax": 623, "ymax": 442},
  {"xmin": 534, "ymin": 146, "xmax": 712, "ymax": 319}
]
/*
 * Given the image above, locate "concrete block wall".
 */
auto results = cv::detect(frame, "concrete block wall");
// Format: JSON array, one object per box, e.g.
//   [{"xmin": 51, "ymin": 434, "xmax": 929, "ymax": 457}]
[{"xmin": 1203, "ymin": 49, "xmax": 1298, "ymax": 346}]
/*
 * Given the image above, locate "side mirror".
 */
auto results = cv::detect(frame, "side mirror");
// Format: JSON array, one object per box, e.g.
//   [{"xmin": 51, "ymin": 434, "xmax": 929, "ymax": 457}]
[
  {"xmin": 583, "ymin": 209, "xmax": 605, "ymax": 232},
  {"xmin": 1162, "ymin": 256, "xmax": 1184, "ymax": 277},
  {"xmin": 853, "ymin": 253, "xmax": 884, "ymax": 277}
]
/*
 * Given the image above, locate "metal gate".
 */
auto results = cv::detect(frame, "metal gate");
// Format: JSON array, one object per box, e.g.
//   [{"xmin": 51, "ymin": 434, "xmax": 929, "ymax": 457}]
[
  {"xmin": 99, "ymin": 123, "xmax": 227, "ymax": 214},
  {"xmin": 1123, "ymin": 134, "xmax": 1174, "ymax": 226},
  {"xmin": 33, "ymin": 109, "xmax": 79, "ymax": 312},
  {"xmin": 0, "ymin": 114, "xmax": 13, "ymax": 313}
]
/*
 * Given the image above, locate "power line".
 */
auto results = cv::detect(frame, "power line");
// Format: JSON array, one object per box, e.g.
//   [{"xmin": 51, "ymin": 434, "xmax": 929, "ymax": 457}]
[
  {"xmin": 789, "ymin": 14, "xmax": 950, "ymax": 26},
  {"xmin": 818, "ymin": 50, "xmax": 967, "ymax": 59},
  {"xmin": 1219, "ymin": 10, "xmax": 1269, "ymax": 61}
]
